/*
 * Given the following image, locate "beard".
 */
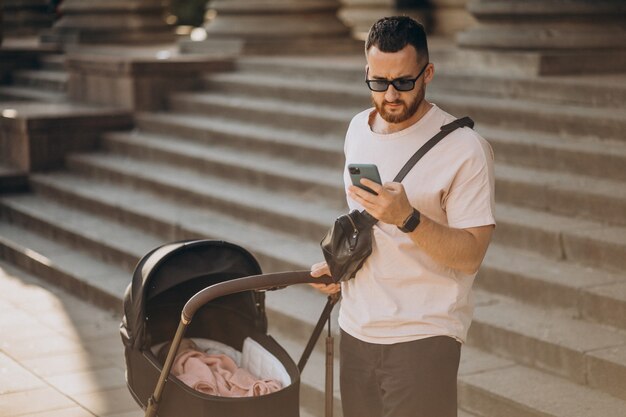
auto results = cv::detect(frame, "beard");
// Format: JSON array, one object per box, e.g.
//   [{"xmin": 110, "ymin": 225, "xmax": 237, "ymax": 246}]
[{"xmin": 372, "ymin": 84, "xmax": 425, "ymax": 124}]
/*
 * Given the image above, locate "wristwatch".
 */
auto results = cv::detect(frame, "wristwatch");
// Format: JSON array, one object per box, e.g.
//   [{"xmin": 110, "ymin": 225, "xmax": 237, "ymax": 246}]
[{"xmin": 398, "ymin": 208, "xmax": 421, "ymax": 233}]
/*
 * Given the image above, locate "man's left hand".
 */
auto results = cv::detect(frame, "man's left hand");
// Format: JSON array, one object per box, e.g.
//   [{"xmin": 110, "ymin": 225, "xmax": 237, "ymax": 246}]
[{"xmin": 348, "ymin": 178, "xmax": 413, "ymax": 227}]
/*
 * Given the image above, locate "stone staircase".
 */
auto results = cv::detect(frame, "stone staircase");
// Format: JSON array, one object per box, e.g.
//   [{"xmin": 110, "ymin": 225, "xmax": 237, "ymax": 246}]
[
  {"xmin": 1, "ymin": 47, "xmax": 626, "ymax": 416},
  {"xmin": 0, "ymin": 52, "xmax": 67, "ymax": 102}
]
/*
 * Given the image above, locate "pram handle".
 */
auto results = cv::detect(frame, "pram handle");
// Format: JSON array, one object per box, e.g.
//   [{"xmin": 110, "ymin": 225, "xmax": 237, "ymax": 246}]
[{"xmin": 182, "ymin": 270, "xmax": 334, "ymax": 323}]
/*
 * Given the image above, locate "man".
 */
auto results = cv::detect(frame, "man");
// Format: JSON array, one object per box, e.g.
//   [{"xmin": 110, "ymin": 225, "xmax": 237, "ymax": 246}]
[{"xmin": 310, "ymin": 16, "xmax": 495, "ymax": 417}]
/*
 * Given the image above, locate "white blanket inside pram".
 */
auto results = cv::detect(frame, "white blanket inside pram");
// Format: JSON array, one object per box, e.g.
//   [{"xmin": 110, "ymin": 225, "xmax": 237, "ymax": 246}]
[{"xmin": 152, "ymin": 337, "xmax": 291, "ymax": 388}]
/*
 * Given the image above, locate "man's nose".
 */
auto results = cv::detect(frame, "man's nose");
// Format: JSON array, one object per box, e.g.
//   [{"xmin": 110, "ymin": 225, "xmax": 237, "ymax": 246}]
[{"xmin": 384, "ymin": 85, "xmax": 399, "ymax": 101}]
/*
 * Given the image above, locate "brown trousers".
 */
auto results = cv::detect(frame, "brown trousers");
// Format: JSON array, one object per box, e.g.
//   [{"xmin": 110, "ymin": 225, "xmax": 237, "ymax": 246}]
[{"xmin": 339, "ymin": 330, "xmax": 461, "ymax": 417}]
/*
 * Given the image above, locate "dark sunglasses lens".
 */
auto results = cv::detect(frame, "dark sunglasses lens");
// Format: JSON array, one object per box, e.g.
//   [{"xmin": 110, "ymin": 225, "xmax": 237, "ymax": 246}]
[
  {"xmin": 393, "ymin": 80, "xmax": 415, "ymax": 91},
  {"xmin": 367, "ymin": 80, "xmax": 389, "ymax": 92}
]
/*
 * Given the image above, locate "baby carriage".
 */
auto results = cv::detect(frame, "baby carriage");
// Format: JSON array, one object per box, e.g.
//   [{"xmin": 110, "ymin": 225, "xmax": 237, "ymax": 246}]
[{"xmin": 120, "ymin": 239, "xmax": 337, "ymax": 417}]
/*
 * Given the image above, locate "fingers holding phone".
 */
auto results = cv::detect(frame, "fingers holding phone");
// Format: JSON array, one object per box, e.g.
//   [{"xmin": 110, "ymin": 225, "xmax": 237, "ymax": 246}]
[
  {"xmin": 348, "ymin": 164, "xmax": 382, "ymax": 195},
  {"xmin": 347, "ymin": 164, "xmax": 413, "ymax": 225}
]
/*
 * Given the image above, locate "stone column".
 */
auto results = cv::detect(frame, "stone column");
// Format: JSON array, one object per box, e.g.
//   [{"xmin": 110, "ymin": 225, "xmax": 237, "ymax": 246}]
[
  {"xmin": 42, "ymin": 0, "xmax": 174, "ymax": 46},
  {"xmin": 340, "ymin": 0, "xmax": 429, "ymax": 40},
  {"xmin": 181, "ymin": 0, "xmax": 362, "ymax": 55},
  {"xmin": 455, "ymin": 0, "xmax": 626, "ymax": 75},
  {"xmin": 424, "ymin": 0, "xmax": 475, "ymax": 37}
]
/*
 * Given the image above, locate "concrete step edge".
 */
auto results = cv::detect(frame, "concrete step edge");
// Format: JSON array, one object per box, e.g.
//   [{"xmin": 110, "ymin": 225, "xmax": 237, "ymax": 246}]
[
  {"xmin": 494, "ymin": 163, "xmax": 626, "ymax": 225},
  {"xmin": 495, "ymin": 203, "xmax": 626, "ymax": 271},
  {"xmin": 459, "ymin": 358, "xmax": 626, "ymax": 417},
  {"xmin": 0, "ymin": 221, "xmax": 128, "ymax": 312},
  {"xmin": 135, "ymin": 112, "xmax": 343, "ymax": 147},
  {"xmin": 62, "ymin": 151, "xmax": 626, "ymax": 271},
  {"xmin": 12, "ymin": 68, "xmax": 69, "ymax": 83},
  {"xmin": 204, "ymin": 70, "xmax": 364, "ymax": 96},
  {"xmin": 470, "ymin": 288, "xmax": 626, "ymax": 389},
  {"xmin": 0, "ymin": 85, "xmax": 67, "ymax": 102},
  {"xmin": 15, "ymin": 173, "xmax": 626, "ymax": 394},
  {"xmin": 0, "ymin": 194, "xmax": 163, "ymax": 270},
  {"xmin": 104, "ymin": 129, "xmax": 626, "ymax": 228},
  {"xmin": 481, "ymin": 124, "xmax": 626, "ymax": 160},
  {"xmin": 133, "ymin": 113, "xmax": 343, "ymax": 167},
  {"xmin": 495, "ymin": 163, "xmax": 626, "ymax": 197},
  {"xmin": 169, "ymin": 91, "xmax": 358, "ymax": 122},
  {"xmin": 481, "ymin": 244, "xmax": 626, "ymax": 330},
  {"xmin": 64, "ymin": 152, "xmax": 343, "ymax": 241},
  {"xmin": 28, "ymin": 171, "xmax": 325, "ymax": 271},
  {"xmin": 101, "ymin": 130, "xmax": 344, "ymax": 196},
  {"xmin": 235, "ymin": 55, "xmax": 626, "ymax": 107}
]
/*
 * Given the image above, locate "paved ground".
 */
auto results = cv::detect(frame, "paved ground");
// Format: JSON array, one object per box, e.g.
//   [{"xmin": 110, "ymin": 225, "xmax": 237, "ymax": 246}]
[{"xmin": 0, "ymin": 260, "xmax": 142, "ymax": 417}]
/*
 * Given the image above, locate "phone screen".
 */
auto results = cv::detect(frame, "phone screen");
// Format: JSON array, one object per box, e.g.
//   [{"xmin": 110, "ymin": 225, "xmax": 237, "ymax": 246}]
[{"xmin": 348, "ymin": 164, "xmax": 382, "ymax": 195}]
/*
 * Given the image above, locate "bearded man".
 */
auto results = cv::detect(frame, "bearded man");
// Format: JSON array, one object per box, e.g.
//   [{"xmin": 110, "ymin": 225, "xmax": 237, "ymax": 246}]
[{"xmin": 311, "ymin": 16, "xmax": 496, "ymax": 417}]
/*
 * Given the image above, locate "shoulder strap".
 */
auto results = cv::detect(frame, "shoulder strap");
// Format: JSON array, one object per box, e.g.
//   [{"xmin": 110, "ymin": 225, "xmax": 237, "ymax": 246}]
[{"xmin": 393, "ymin": 116, "xmax": 474, "ymax": 183}]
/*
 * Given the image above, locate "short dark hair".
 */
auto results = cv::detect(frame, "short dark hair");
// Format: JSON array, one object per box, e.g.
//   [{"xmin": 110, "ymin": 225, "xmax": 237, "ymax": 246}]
[{"xmin": 365, "ymin": 16, "xmax": 429, "ymax": 64}]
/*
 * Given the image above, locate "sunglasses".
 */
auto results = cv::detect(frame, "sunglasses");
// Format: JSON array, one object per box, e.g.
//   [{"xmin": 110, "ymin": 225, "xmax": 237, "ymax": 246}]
[{"xmin": 365, "ymin": 62, "xmax": 429, "ymax": 92}]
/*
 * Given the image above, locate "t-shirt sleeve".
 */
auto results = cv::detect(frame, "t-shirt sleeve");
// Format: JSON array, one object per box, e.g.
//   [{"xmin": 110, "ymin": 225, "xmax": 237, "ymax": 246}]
[{"xmin": 443, "ymin": 131, "xmax": 496, "ymax": 229}]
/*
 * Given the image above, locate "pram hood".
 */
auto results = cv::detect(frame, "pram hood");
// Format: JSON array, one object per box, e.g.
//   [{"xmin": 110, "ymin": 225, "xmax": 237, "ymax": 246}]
[{"xmin": 121, "ymin": 240, "xmax": 263, "ymax": 351}]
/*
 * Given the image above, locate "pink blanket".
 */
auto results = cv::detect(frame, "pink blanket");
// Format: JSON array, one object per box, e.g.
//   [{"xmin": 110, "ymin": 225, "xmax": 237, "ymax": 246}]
[{"xmin": 172, "ymin": 349, "xmax": 282, "ymax": 397}]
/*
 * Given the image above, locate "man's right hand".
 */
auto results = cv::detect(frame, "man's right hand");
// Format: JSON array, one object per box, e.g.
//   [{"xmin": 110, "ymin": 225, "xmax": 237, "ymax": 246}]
[{"xmin": 309, "ymin": 261, "xmax": 341, "ymax": 295}]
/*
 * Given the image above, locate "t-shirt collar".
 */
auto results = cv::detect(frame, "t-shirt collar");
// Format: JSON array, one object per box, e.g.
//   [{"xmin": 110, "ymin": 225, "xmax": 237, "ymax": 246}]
[{"xmin": 368, "ymin": 104, "xmax": 438, "ymax": 140}]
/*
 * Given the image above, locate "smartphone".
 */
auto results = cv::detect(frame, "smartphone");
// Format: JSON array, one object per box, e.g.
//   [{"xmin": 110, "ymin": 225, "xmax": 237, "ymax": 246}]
[{"xmin": 348, "ymin": 163, "xmax": 382, "ymax": 195}]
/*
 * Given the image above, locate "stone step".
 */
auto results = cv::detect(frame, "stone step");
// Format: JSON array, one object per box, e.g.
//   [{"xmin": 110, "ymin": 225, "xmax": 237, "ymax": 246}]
[
  {"xmin": 3, "ymin": 203, "xmax": 624, "ymax": 416},
  {"xmin": 28, "ymin": 171, "xmax": 324, "ymax": 272},
  {"xmin": 204, "ymin": 67, "xmax": 626, "ymax": 114},
  {"xmin": 479, "ymin": 245, "xmax": 626, "ymax": 331},
  {"xmin": 0, "ymin": 193, "xmax": 164, "ymax": 272},
  {"xmin": 236, "ymin": 55, "xmax": 365, "ymax": 83},
  {"xmin": 481, "ymin": 125, "xmax": 626, "ymax": 182},
  {"xmin": 458, "ymin": 355, "xmax": 626, "ymax": 417},
  {"xmin": 38, "ymin": 53, "xmax": 66, "ymax": 72},
  {"xmin": 135, "ymin": 110, "xmax": 626, "ymax": 188},
  {"xmin": 469, "ymin": 289, "xmax": 626, "ymax": 396},
  {"xmin": 434, "ymin": 72, "xmax": 626, "ymax": 109},
  {"xmin": 30, "ymin": 168, "xmax": 626, "ymax": 334},
  {"xmin": 168, "ymin": 91, "xmax": 355, "ymax": 136},
  {"xmin": 134, "ymin": 112, "xmax": 344, "ymax": 168},
  {"xmin": 235, "ymin": 55, "xmax": 626, "ymax": 108},
  {"xmin": 495, "ymin": 163, "xmax": 626, "ymax": 226},
  {"xmin": 104, "ymin": 128, "xmax": 626, "ymax": 228},
  {"xmin": 0, "ymin": 221, "xmax": 128, "ymax": 312},
  {"xmin": 0, "ymin": 85, "xmax": 66, "ymax": 102},
  {"xmin": 12, "ymin": 69, "xmax": 68, "ymax": 92},
  {"xmin": 201, "ymin": 66, "xmax": 626, "ymax": 142},
  {"xmin": 7, "ymin": 176, "xmax": 614, "ymax": 410},
  {"xmin": 202, "ymin": 71, "xmax": 369, "ymax": 109},
  {"xmin": 432, "ymin": 91, "xmax": 626, "ymax": 143},
  {"xmin": 101, "ymin": 130, "xmax": 345, "ymax": 202},
  {"xmin": 63, "ymin": 150, "xmax": 626, "ymax": 273},
  {"xmin": 64, "ymin": 152, "xmax": 344, "ymax": 243},
  {"xmin": 494, "ymin": 204, "xmax": 626, "ymax": 272}
]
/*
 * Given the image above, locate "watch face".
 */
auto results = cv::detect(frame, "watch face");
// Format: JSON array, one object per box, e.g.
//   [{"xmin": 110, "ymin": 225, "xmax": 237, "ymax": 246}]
[{"xmin": 401, "ymin": 209, "xmax": 420, "ymax": 233}]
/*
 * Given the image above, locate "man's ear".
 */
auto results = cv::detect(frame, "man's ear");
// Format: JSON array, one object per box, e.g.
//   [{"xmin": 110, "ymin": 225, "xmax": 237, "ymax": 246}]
[{"xmin": 424, "ymin": 63, "xmax": 435, "ymax": 85}]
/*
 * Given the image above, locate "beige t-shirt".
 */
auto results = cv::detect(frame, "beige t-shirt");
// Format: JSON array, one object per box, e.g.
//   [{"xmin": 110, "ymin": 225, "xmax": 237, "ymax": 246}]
[{"xmin": 339, "ymin": 104, "xmax": 496, "ymax": 344}]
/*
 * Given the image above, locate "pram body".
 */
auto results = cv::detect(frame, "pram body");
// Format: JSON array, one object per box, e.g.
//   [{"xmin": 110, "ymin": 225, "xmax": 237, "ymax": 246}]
[{"xmin": 120, "ymin": 239, "xmax": 335, "ymax": 417}]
